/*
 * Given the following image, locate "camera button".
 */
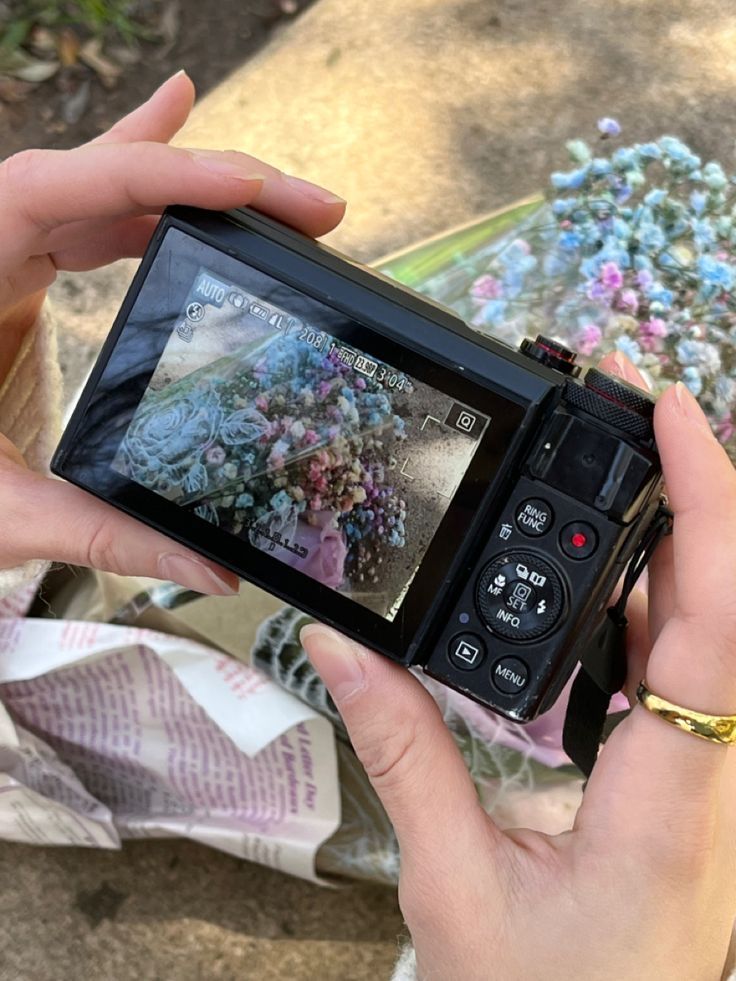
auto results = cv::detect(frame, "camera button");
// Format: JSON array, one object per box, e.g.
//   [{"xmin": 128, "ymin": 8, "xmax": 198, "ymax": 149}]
[
  {"xmin": 448, "ymin": 633, "xmax": 486, "ymax": 671},
  {"xmin": 560, "ymin": 521, "xmax": 598, "ymax": 559},
  {"xmin": 515, "ymin": 498, "xmax": 554, "ymax": 537},
  {"xmin": 491, "ymin": 657, "xmax": 529, "ymax": 694}
]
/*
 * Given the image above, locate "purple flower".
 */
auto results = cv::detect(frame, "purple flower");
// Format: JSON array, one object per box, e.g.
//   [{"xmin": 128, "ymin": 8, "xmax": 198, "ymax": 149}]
[
  {"xmin": 600, "ymin": 261, "xmax": 624, "ymax": 290},
  {"xmin": 471, "ymin": 274, "xmax": 503, "ymax": 300},
  {"xmin": 619, "ymin": 288, "xmax": 639, "ymax": 312},
  {"xmin": 575, "ymin": 323, "xmax": 603, "ymax": 356},
  {"xmin": 597, "ymin": 117, "xmax": 621, "ymax": 137}
]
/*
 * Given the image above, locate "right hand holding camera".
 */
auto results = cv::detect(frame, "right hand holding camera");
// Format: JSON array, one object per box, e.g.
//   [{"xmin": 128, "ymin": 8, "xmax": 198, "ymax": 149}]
[{"xmin": 303, "ymin": 353, "xmax": 736, "ymax": 981}]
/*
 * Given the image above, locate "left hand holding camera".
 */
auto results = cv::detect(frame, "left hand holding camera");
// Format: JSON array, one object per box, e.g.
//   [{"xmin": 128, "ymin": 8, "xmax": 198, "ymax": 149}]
[
  {"xmin": 0, "ymin": 72, "xmax": 345, "ymax": 592},
  {"xmin": 303, "ymin": 354, "xmax": 736, "ymax": 981}
]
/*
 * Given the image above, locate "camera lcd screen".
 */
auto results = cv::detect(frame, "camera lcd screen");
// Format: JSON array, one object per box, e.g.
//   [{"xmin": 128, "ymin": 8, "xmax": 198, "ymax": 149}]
[
  {"xmin": 111, "ymin": 257, "xmax": 490, "ymax": 622},
  {"xmin": 56, "ymin": 219, "xmax": 529, "ymax": 656}
]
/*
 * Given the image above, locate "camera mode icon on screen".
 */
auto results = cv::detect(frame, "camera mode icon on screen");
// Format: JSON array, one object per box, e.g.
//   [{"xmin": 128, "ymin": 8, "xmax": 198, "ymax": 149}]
[{"xmin": 445, "ymin": 402, "xmax": 487, "ymax": 439}]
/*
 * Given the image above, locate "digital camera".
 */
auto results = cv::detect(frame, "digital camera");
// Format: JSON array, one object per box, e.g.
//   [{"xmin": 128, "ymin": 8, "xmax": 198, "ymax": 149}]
[{"xmin": 52, "ymin": 206, "xmax": 664, "ymax": 722}]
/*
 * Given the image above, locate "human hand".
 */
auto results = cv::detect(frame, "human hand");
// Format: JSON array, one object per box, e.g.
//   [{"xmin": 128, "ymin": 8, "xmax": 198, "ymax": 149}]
[
  {"xmin": 0, "ymin": 71, "xmax": 345, "ymax": 593},
  {"xmin": 302, "ymin": 355, "xmax": 736, "ymax": 980}
]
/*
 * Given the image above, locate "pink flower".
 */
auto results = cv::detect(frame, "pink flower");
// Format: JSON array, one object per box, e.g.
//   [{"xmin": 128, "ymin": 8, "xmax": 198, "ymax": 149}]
[
  {"xmin": 355, "ymin": 377, "xmax": 367, "ymax": 390},
  {"xmin": 715, "ymin": 414, "xmax": 734, "ymax": 443},
  {"xmin": 471, "ymin": 274, "xmax": 503, "ymax": 300},
  {"xmin": 575, "ymin": 323, "xmax": 603, "ymax": 356},
  {"xmin": 639, "ymin": 317, "xmax": 668, "ymax": 352},
  {"xmin": 309, "ymin": 496, "xmax": 323, "ymax": 511},
  {"xmin": 318, "ymin": 381, "xmax": 332, "ymax": 400},
  {"xmin": 600, "ymin": 261, "xmax": 623, "ymax": 290},
  {"xmin": 205, "ymin": 445, "xmax": 226, "ymax": 465},
  {"xmin": 619, "ymin": 288, "xmax": 639, "ymax": 312},
  {"xmin": 279, "ymin": 510, "xmax": 348, "ymax": 589},
  {"xmin": 304, "ymin": 429, "xmax": 320, "ymax": 445},
  {"xmin": 255, "ymin": 394, "xmax": 269, "ymax": 412}
]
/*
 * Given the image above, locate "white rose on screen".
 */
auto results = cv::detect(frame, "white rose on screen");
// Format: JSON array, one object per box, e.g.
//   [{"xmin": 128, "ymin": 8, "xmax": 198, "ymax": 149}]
[{"xmin": 122, "ymin": 392, "xmax": 224, "ymax": 491}]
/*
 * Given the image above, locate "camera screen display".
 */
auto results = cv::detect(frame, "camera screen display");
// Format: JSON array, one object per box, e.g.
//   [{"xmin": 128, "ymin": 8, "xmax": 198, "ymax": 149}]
[{"xmin": 111, "ymin": 249, "xmax": 490, "ymax": 622}]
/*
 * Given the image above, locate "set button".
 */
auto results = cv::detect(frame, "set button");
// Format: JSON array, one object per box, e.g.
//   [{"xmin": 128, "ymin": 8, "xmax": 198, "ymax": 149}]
[
  {"xmin": 515, "ymin": 498, "xmax": 553, "ymax": 537},
  {"xmin": 476, "ymin": 551, "xmax": 565, "ymax": 642}
]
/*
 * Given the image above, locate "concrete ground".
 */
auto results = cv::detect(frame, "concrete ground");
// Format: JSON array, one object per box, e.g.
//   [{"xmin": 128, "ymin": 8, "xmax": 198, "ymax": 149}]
[{"xmin": 5, "ymin": 0, "xmax": 736, "ymax": 977}]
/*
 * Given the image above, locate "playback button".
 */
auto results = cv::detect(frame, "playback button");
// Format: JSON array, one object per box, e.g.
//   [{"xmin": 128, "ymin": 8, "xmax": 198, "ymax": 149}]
[{"xmin": 448, "ymin": 633, "xmax": 487, "ymax": 671}]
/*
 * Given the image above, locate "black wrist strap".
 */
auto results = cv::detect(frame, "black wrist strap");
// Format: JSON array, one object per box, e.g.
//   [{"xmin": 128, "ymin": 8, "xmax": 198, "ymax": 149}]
[{"xmin": 562, "ymin": 501, "xmax": 673, "ymax": 779}]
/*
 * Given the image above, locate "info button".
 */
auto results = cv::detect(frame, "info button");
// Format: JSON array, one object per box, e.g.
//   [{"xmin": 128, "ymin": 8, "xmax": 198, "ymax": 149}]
[
  {"xmin": 448, "ymin": 633, "xmax": 486, "ymax": 671},
  {"xmin": 515, "ymin": 498, "xmax": 553, "ymax": 537}
]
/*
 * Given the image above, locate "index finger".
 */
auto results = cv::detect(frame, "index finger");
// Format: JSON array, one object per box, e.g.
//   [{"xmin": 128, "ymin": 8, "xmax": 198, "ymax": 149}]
[{"xmin": 0, "ymin": 141, "xmax": 345, "ymax": 269}]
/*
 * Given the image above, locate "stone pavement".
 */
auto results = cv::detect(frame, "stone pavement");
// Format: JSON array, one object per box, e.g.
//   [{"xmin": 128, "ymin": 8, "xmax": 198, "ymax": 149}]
[{"xmin": 5, "ymin": 0, "xmax": 736, "ymax": 977}]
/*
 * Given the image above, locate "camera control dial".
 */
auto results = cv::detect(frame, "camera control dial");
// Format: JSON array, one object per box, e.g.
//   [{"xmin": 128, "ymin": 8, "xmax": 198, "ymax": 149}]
[
  {"xmin": 477, "ymin": 551, "xmax": 565, "ymax": 641},
  {"xmin": 519, "ymin": 334, "xmax": 581, "ymax": 377}
]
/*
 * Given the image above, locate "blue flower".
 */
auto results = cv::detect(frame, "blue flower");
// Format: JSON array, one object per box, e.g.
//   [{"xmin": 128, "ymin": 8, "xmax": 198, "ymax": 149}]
[
  {"xmin": 479, "ymin": 299, "xmax": 508, "ymax": 325},
  {"xmin": 590, "ymin": 157, "xmax": 613, "ymax": 177},
  {"xmin": 551, "ymin": 167, "xmax": 589, "ymax": 190},
  {"xmin": 646, "ymin": 282, "xmax": 674, "ymax": 308},
  {"xmin": 236, "ymin": 492, "xmax": 254, "ymax": 509},
  {"xmin": 637, "ymin": 142, "xmax": 662, "ymax": 160},
  {"xmin": 681, "ymin": 366, "xmax": 703, "ymax": 396},
  {"xmin": 636, "ymin": 223, "xmax": 666, "ymax": 251},
  {"xmin": 692, "ymin": 218, "xmax": 716, "ymax": 249},
  {"xmin": 690, "ymin": 190, "xmax": 708, "ymax": 215},
  {"xmin": 703, "ymin": 161, "xmax": 728, "ymax": 191},
  {"xmin": 644, "ymin": 188, "xmax": 667, "ymax": 207},
  {"xmin": 697, "ymin": 255, "xmax": 734, "ymax": 290},
  {"xmin": 597, "ymin": 117, "xmax": 621, "ymax": 137},
  {"xmin": 615, "ymin": 336, "xmax": 643, "ymax": 363},
  {"xmin": 612, "ymin": 146, "xmax": 640, "ymax": 170},
  {"xmin": 558, "ymin": 229, "xmax": 583, "ymax": 251},
  {"xmin": 269, "ymin": 490, "xmax": 293, "ymax": 513}
]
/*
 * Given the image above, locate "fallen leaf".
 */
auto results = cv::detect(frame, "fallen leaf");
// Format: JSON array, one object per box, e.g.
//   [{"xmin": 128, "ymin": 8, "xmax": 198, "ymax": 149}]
[
  {"xmin": 0, "ymin": 48, "xmax": 59, "ymax": 83},
  {"xmin": 61, "ymin": 77, "xmax": 91, "ymax": 124},
  {"xmin": 57, "ymin": 28, "xmax": 81, "ymax": 67},
  {"xmin": 79, "ymin": 38, "xmax": 121, "ymax": 88}
]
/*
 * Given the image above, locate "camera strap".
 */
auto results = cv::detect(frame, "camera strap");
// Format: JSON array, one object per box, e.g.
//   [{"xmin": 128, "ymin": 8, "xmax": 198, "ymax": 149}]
[{"xmin": 562, "ymin": 500, "xmax": 673, "ymax": 779}]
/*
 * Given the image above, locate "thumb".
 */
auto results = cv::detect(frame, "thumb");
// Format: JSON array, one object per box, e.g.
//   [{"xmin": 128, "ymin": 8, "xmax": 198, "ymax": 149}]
[
  {"xmin": 301, "ymin": 624, "xmax": 499, "ymax": 867},
  {"xmin": 0, "ymin": 464, "xmax": 238, "ymax": 595}
]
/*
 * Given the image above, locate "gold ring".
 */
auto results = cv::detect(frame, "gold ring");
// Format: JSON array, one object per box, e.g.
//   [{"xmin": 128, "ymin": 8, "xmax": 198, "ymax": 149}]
[{"xmin": 636, "ymin": 681, "xmax": 736, "ymax": 746}]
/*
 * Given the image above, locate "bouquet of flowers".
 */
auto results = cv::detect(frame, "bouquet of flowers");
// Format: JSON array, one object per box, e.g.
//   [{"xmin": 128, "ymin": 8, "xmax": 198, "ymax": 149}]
[{"xmin": 384, "ymin": 118, "xmax": 736, "ymax": 460}]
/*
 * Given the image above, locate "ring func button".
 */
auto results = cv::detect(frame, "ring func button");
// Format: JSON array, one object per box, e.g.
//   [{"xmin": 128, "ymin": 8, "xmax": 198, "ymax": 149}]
[
  {"xmin": 448, "ymin": 633, "xmax": 486, "ymax": 671},
  {"xmin": 515, "ymin": 498, "xmax": 554, "ymax": 537},
  {"xmin": 477, "ymin": 551, "xmax": 565, "ymax": 641},
  {"xmin": 491, "ymin": 657, "xmax": 529, "ymax": 694}
]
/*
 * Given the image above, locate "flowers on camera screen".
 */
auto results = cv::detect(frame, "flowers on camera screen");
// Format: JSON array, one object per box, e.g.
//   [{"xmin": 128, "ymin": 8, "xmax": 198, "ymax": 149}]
[{"xmin": 118, "ymin": 333, "xmax": 409, "ymax": 592}]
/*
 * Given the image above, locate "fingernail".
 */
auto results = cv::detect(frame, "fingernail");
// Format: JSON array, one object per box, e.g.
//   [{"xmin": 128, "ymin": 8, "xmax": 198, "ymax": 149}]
[
  {"xmin": 300, "ymin": 624, "xmax": 365, "ymax": 701},
  {"xmin": 282, "ymin": 174, "xmax": 346, "ymax": 206},
  {"xmin": 158, "ymin": 553, "xmax": 238, "ymax": 595},
  {"xmin": 186, "ymin": 149, "xmax": 267, "ymax": 183},
  {"xmin": 674, "ymin": 381, "xmax": 712, "ymax": 433}
]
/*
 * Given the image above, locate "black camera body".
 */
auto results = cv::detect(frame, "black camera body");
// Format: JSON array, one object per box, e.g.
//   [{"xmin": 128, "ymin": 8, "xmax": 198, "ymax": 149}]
[{"xmin": 52, "ymin": 206, "xmax": 663, "ymax": 722}]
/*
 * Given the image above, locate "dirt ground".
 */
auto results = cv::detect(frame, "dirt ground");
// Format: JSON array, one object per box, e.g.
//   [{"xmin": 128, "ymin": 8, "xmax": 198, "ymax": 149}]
[{"xmin": 0, "ymin": 0, "xmax": 315, "ymax": 157}]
